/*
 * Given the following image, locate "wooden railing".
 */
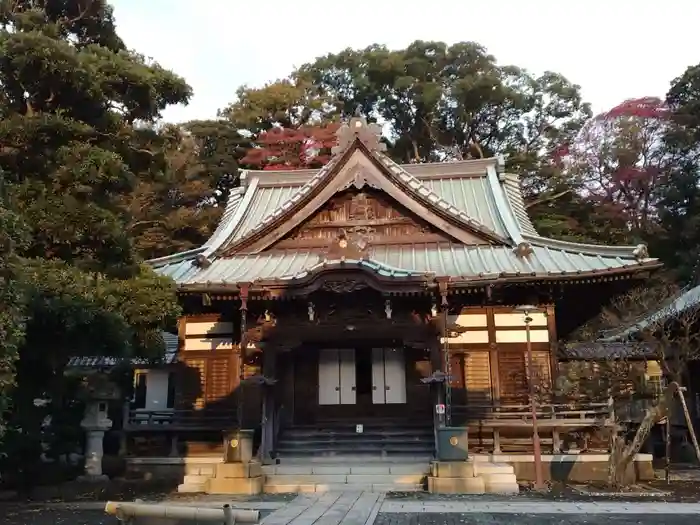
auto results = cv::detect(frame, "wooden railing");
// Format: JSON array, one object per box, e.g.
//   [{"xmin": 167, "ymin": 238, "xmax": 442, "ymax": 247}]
[
  {"xmin": 449, "ymin": 400, "xmax": 614, "ymax": 454},
  {"xmin": 451, "ymin": 400, "xmax": 613, "ymax": 426},
  {"xmin": 125, "ymin": 408, "xmax": 238, "ymax": 431}
]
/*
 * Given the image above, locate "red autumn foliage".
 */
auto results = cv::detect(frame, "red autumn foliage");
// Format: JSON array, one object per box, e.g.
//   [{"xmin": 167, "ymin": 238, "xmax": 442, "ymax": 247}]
[
  {"xmin": 558, "ymin": 97, "xmax": 671, "ymax": 236},
  {"xmin": 596, "ymin": 96, "xmax": 670, "ymax": 121},
  {"xmin": 241, "ymin": 124, "xmax": 341, "ymax": 171}
]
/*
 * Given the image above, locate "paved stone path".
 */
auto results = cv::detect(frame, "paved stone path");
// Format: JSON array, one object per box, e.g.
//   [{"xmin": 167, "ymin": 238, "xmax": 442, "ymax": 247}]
[
  {"xmin": 381, "ymin": 500, "xmax": 700, "ymax": 514},
  {"xmin": 5, "ymin": 493, "xmax": 700, "ymax": 524},
  {"xmin": 258, "ymin": 493, "xmax": 700, "ymax": 524},
  {"xmin": 261, "ymin": 492, "xmax": 385, "ymax": 525},
  {"xmin": 375, "ymin": 514, "xmax": 700, "ymax": 525}
]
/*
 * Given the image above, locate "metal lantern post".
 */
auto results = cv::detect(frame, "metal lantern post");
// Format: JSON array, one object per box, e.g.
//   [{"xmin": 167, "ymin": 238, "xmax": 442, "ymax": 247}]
[{"xmin": 516, "ymin": 304, "xmax": 545, "ymax": 490}]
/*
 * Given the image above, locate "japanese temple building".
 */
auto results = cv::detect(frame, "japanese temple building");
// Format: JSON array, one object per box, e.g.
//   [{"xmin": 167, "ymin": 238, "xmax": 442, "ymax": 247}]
[{"xmin": 129, "ymin": 115, "xmax": 662, "ymax": 493}]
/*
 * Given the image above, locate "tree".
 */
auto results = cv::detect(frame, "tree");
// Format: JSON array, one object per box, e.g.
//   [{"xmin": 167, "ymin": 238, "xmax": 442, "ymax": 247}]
[
  {"xmin": 183, "ymin": 119, "xmax": 250, "ymax": 200},
  {"xmin": 0, "ymin": 0, "xmax": 187, "ymax": 483},
  {"xmin": 121, "ymin": 124, "xmax": 223, "ymax": 259},
  {"xmin": 295, "ymin": 42, "xmax": 590, "ymax": 169},
  {"xmin": 0, "ymin": 201, "xmax": 28, "ymax": 440},
  {"xmin": 571, "ymin": 283, "xmax": 700, "ymax": 487},
  {"xmin": 557, "ymin": 97, "xmax": 670, "ymax": 245},
  {"xmin": 221, "ymin": 78, "xmax": 336, "ymax": 135},
  {"xmin": 224, "ymin": 41, "xmax": 591, "ymax": 238},
  {"xmin": 241, "ymin": 124, "xmax": 340, "ymax": 170},
  {"xmin": 655, "ymin": 65, "xmax": 700, "ymax": 283}
]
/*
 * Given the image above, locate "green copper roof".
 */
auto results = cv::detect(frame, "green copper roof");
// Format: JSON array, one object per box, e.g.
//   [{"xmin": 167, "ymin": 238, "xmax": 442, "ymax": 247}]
[
  {"xmin": 149, "ymin": 138, "xmax": 659, "ymax": 287},
  {"xmin": 164, "ymin": 242, "xmax": 657, "ymax": 288}
]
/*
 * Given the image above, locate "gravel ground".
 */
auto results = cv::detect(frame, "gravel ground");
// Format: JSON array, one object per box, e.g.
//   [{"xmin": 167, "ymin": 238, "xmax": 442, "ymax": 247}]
[
  {"xmin": 2, "ymin": 509, "xmax": 699, "ymax": 525},
  {"xmin": 387, "ymin": 480, "xmax": 700, "ymax": 503},
  {"xmin": 374, "ymin": 513, "xmax": 700, "ymax": 525}
]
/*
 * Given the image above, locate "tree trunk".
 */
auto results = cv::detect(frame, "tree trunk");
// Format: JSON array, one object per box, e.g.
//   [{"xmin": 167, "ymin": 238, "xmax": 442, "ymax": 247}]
[
  {"xmin": 677, "ymin": 388, "xmax": 700, "ymax": 464},
  {"xmin": 608, "ymin": 381, "xmax": 679, "ymax": 488}
]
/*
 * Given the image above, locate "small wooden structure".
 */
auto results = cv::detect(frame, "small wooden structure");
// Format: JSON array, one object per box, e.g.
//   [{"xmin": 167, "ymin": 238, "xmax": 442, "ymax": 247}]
[{"xmin": 129, "ymin": 115, "xmax": 661, "ymax": 460}]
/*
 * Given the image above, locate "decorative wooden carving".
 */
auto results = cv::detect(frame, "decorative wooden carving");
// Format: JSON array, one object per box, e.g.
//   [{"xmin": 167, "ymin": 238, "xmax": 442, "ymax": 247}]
[
  {"xmin": 332, "ymin": 115, "xmax": 386, "ymax": 155},
  {"xmin": 319, "ymin": 279, "xmax": 369, "ymax": 294},
  {"xmin": 324, "ymin": 229, "xmax": 370, "ymax": 261},
  {"xmin": 275, "ymin": 189, "xmax": 453, "ymax": 249}
]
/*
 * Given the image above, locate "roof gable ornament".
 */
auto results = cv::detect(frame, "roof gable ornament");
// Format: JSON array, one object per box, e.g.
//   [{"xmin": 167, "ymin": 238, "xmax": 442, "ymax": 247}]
[
  {"xmin": 332, "ymin": 108, "xmax": 386, "ymax": 156},
  {"xmin": 513, "ymin": 241, "xmax": 534, "ymax": 259},
  {"xmin": 323, "ymin": 228, "xmax": 371, "ymax": 262},
  {"xmin": 633, "ymin": 244, "xmax": 649, "ymax": 261}
]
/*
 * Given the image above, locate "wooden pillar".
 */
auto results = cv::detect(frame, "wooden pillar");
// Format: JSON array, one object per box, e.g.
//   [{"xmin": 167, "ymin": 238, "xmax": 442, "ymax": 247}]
[
  {"xmin": 237, "ymin": 284, "xmax": 249, "ymax": 428},
  {"xmin": 259, "ymin": 346, "xmax": 277, "ymax": 464},
  {"xmin": 546, "ymin": 304, "xmax": 559, "ymax": 395}
]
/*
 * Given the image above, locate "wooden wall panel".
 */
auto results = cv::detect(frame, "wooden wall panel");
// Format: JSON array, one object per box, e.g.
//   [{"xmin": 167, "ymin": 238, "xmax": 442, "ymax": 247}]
[
  {"xmin": 465, "ymin": 351, "xmax": 492, "ymax": 403},
  {"xmin": 444, "ymin": 306, "xmax": 556, "ymax": 403},
  {"xmin": 184, "ymin": 321, "xmax": 234, "ymax": 336},
  {"xmin": 177, "ymin": 314, "xmax": 238, "ymax": 412},
  {"xmin": 206, "ymin": 357, "xmax": 232, "ymax": 402},
  {"xmin": 497, "ymin": 351, "xmax": 527, "ymax": 402},
  {"xmin": 179, "ymin": 358, "xmax": 206, "ymax": 409}
]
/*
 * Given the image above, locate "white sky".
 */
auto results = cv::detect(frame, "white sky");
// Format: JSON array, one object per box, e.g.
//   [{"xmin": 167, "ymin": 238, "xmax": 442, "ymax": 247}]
[{"xmin": 110, "ymin": 0, "xmax": 700, "ymax": 124}]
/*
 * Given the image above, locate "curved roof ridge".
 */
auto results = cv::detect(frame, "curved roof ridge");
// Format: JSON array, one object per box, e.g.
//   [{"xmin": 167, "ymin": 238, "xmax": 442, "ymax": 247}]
[
  {"xmin": 215, "ymin": 154, "xmax": 345, "ymax": 254},
  {"xmin": 287, "ymin": 257, "xmax": 433, "ymax": 281},
  {"xmin": 498, "ymin": 172, "xmax": 539, "ymax": 236},
  {"xmin": 148, "ymin": 246, "xmax": 207, "ymax": 267},
  {"xmin": 598, "ymin": 283, "xmax": 700, "ymax": 342},
  {"xmin": 482, "ymin": 163, "xmax": 525, "ymax": 245},
  {"xmin": 201, "ymin": 187, "xmax": 247, "ymax": 255},
  {"xmin": 147, "ymin": 186, "xmax": 248, "ymax": 267},
  {"xmin": 371, "ymin": 151, "xmax": 509, "ymax": 244},
  {"xmin": 523, "ymin": 233, "xmax": 651, "ymax": 258}
]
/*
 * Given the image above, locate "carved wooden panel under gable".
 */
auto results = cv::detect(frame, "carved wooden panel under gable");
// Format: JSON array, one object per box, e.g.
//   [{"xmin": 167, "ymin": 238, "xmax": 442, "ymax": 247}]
[{"xmin": 272, "ymin": 189, "xmax": 486, "ymax": 249}]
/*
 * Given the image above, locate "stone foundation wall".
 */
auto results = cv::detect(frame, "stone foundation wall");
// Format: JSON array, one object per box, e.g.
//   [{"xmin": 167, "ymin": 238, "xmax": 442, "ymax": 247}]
[
  {"xmin": 471, "ymin": 454, "xmax": 655, "ymax": 483},
  {"xmin": 125, "ymin": 457, "xmax": 221, "ymax": 481}
]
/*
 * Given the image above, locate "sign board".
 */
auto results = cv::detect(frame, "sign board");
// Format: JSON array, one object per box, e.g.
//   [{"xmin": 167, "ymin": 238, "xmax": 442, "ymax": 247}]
[
  {"xmin": 356, "ymin": 424, "xmax": 363, "ymax": 433},
  {"xmin": 435, "ymin": 404, "xmax": 446, "ymax": 415}
]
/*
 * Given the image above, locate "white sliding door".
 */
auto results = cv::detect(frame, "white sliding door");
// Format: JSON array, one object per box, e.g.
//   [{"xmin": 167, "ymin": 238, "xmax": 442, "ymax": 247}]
[
  {"xmin": 372, "ymin": 348, "xmax": 407, "ymax": 404},
  {"xmin": 318, "ymin": 349, "xmax": 340, "ymax": 405}
]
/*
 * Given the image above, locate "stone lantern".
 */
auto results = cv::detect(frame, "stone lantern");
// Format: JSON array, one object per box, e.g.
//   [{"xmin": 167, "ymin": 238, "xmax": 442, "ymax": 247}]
[{"xmin": 77, "ymin": 373, "xmax": 121, "ymax": 481}]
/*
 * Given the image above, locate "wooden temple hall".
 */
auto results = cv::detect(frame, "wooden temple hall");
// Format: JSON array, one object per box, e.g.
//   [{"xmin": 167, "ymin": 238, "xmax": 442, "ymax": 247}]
[{"xmin": 137, "ymin": 115, "xmax": 661, "ymax": 476}]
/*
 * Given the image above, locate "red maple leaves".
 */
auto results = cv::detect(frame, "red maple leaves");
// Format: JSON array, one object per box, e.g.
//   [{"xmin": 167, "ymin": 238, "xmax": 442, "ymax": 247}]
[{"xmin": 241, "ymin": 124, "xmax": 341, "ymax": 171}]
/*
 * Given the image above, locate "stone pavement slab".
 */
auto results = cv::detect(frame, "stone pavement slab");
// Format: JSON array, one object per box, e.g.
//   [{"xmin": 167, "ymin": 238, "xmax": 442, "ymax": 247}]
[
  {"xmin": 375, "ymin": 513, "xmax": 700, "ymax": 525},
  {"xmin": 380, "ymin": 500, "xmax": 700, "ymax": 514},
  {"xmin": 261, "ymin": 492, "xmax": 383, "ymax": 525}
]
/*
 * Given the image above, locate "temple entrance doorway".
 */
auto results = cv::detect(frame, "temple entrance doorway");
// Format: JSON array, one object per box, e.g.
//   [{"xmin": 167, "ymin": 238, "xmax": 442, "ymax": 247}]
[
  {"xmin": 317, "ymin": 347, "xmax": 407, "ymax": 408},
  {"xmin": 288, "ymin": 341, "xmax": 429, "ymax": 425}
]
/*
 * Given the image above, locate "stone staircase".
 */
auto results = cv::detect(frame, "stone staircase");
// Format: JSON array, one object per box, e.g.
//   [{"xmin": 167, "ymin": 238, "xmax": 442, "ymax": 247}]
[
  {"xmin": 275, "ymin": 421, "xmax": 434, "ymax": 461},
  {"xmin": 263, "ymin": 462, "xmax": 429, "ymax": 493},
  {"xmin": 175, "ymin": 421, "xmax": 518, "ymax": 494},
  {"xmin": 428, "ymin": 460, "xmax": 519, "ymax": 494},
  {"xmin": 265, "ymin": 420, "xmax": 434, "ymax": 492}
]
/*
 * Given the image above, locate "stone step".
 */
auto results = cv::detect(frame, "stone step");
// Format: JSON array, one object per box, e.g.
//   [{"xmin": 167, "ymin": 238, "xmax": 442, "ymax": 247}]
[
  {"xmin": 483, "ymin": 480, "xmax": 520, "ymax": 494},
  {"xmin": 283, "ymin": 429, "xmax": 433, "ymax": 438},
  {"xmin": 474, "ymin": 462, "xmax": 516, "ymax": 476},
  {"xmin": 275, "ymin": 443, "xmax": 432, "ymax": 456},
  {"xmin": 263, "ymin": 463, "xmax": 430, "ymax": 475},
  {"xmin": 177, "ymin": 482, "xmax": 206, "ymax": 493},
  {"xmin": 482, "ymin": 473, "xmax": 518, "ymax": 484},
  {"xmin": 264, "ymin": 482, "xmax": 424, "ymax": 494},
  {"xmin": 293, "ymin": 421, "xmax": 431, "ymax": 429},
  {"xmin": 428, "ymin": 476, "xmax": 485, "ymax": 494},
  {"xmin": 276, "ymin": 454, "xmax": 434, "ymax": 464},
  {"xmin": 279, "ymin": 434, "xmax": 433, "ymax": 446},
  {"xmin": 182, "ymin": 474, "xmax": 211, "ymax": 485},
  {"xmin": 265, "ymin": 473, "xmax": 426, "ymax": 485}
]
